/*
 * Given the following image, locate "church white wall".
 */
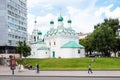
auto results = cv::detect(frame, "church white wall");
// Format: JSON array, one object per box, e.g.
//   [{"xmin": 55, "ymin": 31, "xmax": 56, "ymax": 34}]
[
  {"xmin": 28, "ymin": 48, "xmax": 49, "ymax": 58},
  {"xmin": 44, "ymin": 34, "xmax": 79, "ymax": 48},
  {"xmin": 28, "ymin": 42, "xmax": 49, "ymax": 58},
  {"xmin": 59, "ymin": 48, "xmax": 81, "ymax": 58},
  {"xmin": 59, "ymin": 48, "xmax": 85, "ymax": 58},
  {"xmin": 50, "ymin": 37, "xmax": 60, "ymax": 58},
  {"xmin": 36, "ymin": 50, "xmax": 50, "ymax": 58},
  {"xmin": 44, "ymin": 34, "xmax": 83, "ymax": 58},
  {"xmin": 80, "ymin": 49, "xmax": 85, "ymax": 57},
  {"xmin": 58, "ymin": 48, "xmax": 72, "ymax": 58},
  {"xmin": 30, "ymin": 46, "xmax": 36, "ymax": 58}
]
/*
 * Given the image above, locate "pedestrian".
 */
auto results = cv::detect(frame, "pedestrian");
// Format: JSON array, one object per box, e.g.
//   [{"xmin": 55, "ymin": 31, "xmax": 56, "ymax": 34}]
[
  {"xmin": 36, "ymin": 64, "xmax": 39, "ymax": 73},
  {"xmin": 29, "ymin": 65, "xmax": 33, "ymax": 70},
  {"xmin": 88, "ymin": 64, "xmax": 93, "ymax": 74}
]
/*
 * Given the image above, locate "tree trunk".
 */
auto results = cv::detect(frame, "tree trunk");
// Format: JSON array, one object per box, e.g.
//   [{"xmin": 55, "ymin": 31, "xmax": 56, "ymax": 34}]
[{"xmin": 20, "ymin": 53, "xmax": 22, "ymax": 58}]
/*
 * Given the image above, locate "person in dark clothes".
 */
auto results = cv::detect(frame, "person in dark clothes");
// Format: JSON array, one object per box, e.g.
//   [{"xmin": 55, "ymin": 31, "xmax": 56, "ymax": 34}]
[
  {"xmin": 29, "ymin": 65, "xmax": 32, "ymax": 70},
  {"xmin": 36, "ymin": 64, "xmax": 39, "ymax": 73}
]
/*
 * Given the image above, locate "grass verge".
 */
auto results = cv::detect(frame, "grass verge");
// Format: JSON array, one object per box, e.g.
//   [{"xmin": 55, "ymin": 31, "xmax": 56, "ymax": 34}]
[{"xmin": 16, "ymin": 57, "xmax": 120, "ymax": 70}]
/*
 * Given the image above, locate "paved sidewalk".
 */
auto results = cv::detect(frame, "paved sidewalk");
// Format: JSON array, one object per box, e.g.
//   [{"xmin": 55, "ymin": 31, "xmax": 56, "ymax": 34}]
[{"xmin": 0, "ymin": 66, "xmax": 120, "ymax": 77}]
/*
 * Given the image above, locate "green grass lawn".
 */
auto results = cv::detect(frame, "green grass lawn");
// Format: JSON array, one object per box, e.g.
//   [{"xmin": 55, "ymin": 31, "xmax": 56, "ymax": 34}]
[{"xmin": 17, "ymin": 57, "xmax": 120, "ymax": 70}]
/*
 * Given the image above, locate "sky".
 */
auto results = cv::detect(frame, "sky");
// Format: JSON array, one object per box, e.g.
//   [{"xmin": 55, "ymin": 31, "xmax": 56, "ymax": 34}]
[{"xmin": 27, "ymin": 0, "xmax": 120, "ymax": 35}]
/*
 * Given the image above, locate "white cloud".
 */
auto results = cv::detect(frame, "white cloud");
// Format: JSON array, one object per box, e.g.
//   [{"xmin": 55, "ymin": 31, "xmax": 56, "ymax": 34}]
[
  {"xmin": 95, "ymin": 4, "xmax": 120, "ymax": 21},
  {"xmin": 27, "ymin": 13, "xmax": 57, "ymax": 35},
  {"xmin": 94, "ymin": 4, "xmax": 114, "ymax": 17},
  {"xmin": 66, "ymin": 6, "xmax": 103, "ymax": 33},
  {"xmin": 42, "ymin": 4, "xmax": 53, "ymax": 10},
  {"xmin": 105, "ymin": 7, "xmax": 120, "ymax": 18},
  {"xmin": 27, "ymin": 0, "xmax": 84, "ymax": 9},
  {"xmin": 27, "ymin": 0, "xmax": 42, "ymax": 8},
  {"xmin": 27, "ymin": 0, "xmax": 120, "ymax": 36},
  {"xmin": 27, "ymin": 6, "xmax": 102, "ymax": 35},
  {"xmin": 27, "ymin": 13, "xmax": 35, "ymax": 34}
]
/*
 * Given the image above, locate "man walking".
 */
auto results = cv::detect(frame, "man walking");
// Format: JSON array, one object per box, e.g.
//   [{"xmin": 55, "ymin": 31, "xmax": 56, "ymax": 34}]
[{"xmin": 36, "ymin": 64, "xmax": 39, "ymax": 73}]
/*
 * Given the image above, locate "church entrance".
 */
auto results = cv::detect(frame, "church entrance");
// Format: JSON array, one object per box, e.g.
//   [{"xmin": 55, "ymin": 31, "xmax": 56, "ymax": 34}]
[{"xmin": 52, "ymin": 51, "xmax": 55, "ymax": 58}]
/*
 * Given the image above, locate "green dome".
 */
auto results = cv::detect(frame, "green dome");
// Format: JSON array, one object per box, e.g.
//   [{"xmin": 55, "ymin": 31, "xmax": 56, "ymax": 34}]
[
  {"xmin": 50, "ymin": 20, "xmax": 54, "ymax": 24},
  {"xmin": 38, "ymin": 31, "xmax": 42, "ymax": 35},
  {"xmin": 67, "ymin": 19, "xmax": 72, "ymax": 23},
  {"xmin": 58, "ymin": 16, "xmax": 63, "ymax": 21}
]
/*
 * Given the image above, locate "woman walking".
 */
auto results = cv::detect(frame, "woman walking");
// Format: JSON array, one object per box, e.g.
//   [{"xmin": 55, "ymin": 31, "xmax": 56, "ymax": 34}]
[{"xmin": 88, "ymin": 64, "xmax": 93, "ymax": 74}]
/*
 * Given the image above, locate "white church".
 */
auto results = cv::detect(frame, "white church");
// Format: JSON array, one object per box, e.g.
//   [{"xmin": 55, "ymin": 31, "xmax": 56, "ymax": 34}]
[{"xmin": 28, "ymin": 14, "xmax": 85, "ymax": 58}]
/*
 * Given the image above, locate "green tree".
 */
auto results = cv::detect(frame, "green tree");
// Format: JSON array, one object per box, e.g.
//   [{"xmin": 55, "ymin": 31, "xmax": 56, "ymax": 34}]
[
  {"xmin": 111, "ymin": 37, "xmax": 120, "ymax": 57},
  {"xmin": 95, "ymin": 18, "xmax": 120, "ymax": 36},
  {"xmin": 22, "ymin": 41, "xmax": 31, "ymax": 58},
  {"xmin": 93, "ymin": 18, "xmax": 120, "ymax": 57},
  {"xmin": 16, "ymin": 41, "xmax": 31, "ymax": 58},
  {"xmin": 81, "ymin": 18, "xmax": 120, "ymax": 57},
  {"xmin": 93, "ymin": 25, "xmax": 115, "ymax": 56},
  {"xmin": 104, "ymin": 18, "xmax": 120, "ymax": 36},
  {"xmin": 79, "ymin": 34, "xmax": 94, "ymax": 56}
]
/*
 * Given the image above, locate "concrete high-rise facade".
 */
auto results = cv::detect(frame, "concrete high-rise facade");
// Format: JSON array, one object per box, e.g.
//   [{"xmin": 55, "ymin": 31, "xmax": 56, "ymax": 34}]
[{"xmin": 0, "ymin": 0, "xmax": 27, "ymax": 57}]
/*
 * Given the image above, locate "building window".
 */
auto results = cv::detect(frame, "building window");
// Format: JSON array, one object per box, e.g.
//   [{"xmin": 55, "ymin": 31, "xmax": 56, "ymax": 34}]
[
  {"xmin": 34, "ymin": 36, "xmax": 36, "ymax": 41},
  {"xmin": 78, "ymin": 50, "xmax": 80, "ymax": 54},
  {"xmin": 37, "ymin": 36, "xmax": 39, "ymax": 40},
  {"xmin": 8, "ymin": 40, "xmax": 12, "ymax": 45},
  {"xmin": 49, "ymin": 42, "xmax": 51, "ymax": 46},
  {"xmin": 54, "ymin": 42, "xmax": 56, "ymax": 45}
]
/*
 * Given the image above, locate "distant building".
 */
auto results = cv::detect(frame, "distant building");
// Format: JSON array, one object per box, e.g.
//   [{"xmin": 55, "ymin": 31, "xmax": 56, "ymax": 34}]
[
  {"xmin": 78, "ymin": 32, "xmax": 91, "ymax": 39},
  {"xmin": 117, "ymin": 28, "xmax": 120, "ymax": 36},
  {"xmin": 0, "ymin": 0, "xmax": 27, "ymax": 58},
  {"xmin": 28, "ymin": 14, "xmax": 85, "ymax": 58}
]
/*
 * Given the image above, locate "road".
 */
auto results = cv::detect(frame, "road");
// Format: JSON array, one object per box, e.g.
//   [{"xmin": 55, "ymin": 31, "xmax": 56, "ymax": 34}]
[{"xmin": 0, "ymin": 76, "xmax": 120, "ymax": 80}]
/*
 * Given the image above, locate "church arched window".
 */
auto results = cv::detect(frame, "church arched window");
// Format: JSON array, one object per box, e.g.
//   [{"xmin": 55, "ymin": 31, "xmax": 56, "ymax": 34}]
[
  {"xmin": 34, "ymin": 36, "xmax": 36, "ymax": 41},
  {"xmin": 54, "ymin": 42, "xmax": 56, "ymax": 45},
  {"xmin": 37, "ymin": 36, "xmax": 39, "ymax": 40},
  {"xmin": 78, "ymin": 49, "xmax": 80, "ymax": 54},
  {"xmin": 49, "ymin": 42, "xmax": 51, "ymax": 46}
]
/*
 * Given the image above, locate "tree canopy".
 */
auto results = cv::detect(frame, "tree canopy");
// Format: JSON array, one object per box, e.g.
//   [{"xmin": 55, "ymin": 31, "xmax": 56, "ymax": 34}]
[
  {"xmin": 79, "ymin": 18, "xmax": 120, "ymax": 57},
  {"xmin": 16, "ymin": 41, "xmax": 31, "ymax": 58}
]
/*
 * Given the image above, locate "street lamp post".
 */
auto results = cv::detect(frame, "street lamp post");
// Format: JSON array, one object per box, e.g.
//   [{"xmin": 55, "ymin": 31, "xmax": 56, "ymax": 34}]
[{"xmin": 4, "ymin": 44, "xmax": 8, "ymax": 58}]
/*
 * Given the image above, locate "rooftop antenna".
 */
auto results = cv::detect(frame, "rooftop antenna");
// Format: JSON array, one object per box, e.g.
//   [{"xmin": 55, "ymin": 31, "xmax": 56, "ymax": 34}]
[
  {"xmin": 59, "ymin": 8, "xmax": 62, "ymax": 16},
  {"xmin": 68, "ymin": 14, "xmax": 71, "ymax": 20}
]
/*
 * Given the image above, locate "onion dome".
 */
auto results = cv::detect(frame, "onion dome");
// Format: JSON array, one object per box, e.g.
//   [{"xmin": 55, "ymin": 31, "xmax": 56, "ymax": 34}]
[
  {"xmin": 50, "ymin": 20, "xmax": 54, "ymax": 24},
  {"xmin": 67, "ymin": 19, "xmax": 72, "ymax": 23},
  {"xmin": 37, "ymin": 31, "xmax": 42, "ymax": 35},
  {"xmin": 58, "ymin": 15, "xmax": 63, "ymax": 21}
]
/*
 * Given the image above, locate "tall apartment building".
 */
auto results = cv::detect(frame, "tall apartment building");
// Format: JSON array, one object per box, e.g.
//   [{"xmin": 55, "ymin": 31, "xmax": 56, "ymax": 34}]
[{"xmin": 0, "ymin": 0, "xmax": 27, "ymax": 58}]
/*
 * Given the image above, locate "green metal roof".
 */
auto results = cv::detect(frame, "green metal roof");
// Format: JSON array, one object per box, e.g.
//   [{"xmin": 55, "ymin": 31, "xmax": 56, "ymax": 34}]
[
  {"xmin": 37, "ymin": 46, "xmax": 49, "ymax": 50},
  {"xmin": 37, "ymin": 31, "xmax": 42, "ymax": 35},
  {"xmin": 44, "ymin": 27, "xmax": 77, "ymax": 38},
  {"xmin": 31, "ymin": 39, "xmax": 45, "ymax": 44},
  {"xmin": 61, "ymin": 41, "xmax": 84, "ymax": 48}
]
